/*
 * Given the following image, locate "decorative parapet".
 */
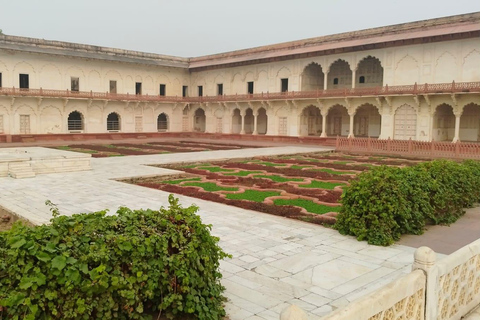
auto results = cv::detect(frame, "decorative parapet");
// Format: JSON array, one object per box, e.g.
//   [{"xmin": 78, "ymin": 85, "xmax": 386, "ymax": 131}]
[
  {"xmin": 292, "ymin": 241, "xmax": 480, "ymax": 320},
  {"xmin": 0, "ymin": 82, "xmax": 479, "ymax": 104},
  {"xmin": 318, "ymin": 270, "xmax": 426, "ymax": 320}
]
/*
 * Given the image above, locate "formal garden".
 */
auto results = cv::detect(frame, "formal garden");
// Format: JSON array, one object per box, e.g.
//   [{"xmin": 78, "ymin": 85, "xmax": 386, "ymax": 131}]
[{"xmin": 50, "ymin": 141, "xmax": 261, "ymax": 157}]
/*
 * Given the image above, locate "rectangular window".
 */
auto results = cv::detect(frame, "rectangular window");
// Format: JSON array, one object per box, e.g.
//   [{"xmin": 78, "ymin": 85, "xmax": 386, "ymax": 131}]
[
  {"xmin": 20, "ymin": 115, "xmax": 30, "ymax": 134},
  {"xmin": 19, "ymin": 74, "xmax": 29, "ymax": 89},
  {"xmin": 182, "ymin": 86, "xmax": 188, "ymax": 97},
  {"xmin": 198, "ymin": 86, "xmax": 203, "ymax": 97},
  {"xmin": 110, "ymin": 80, "xmax": 117, "ymax": 94},
  {"xmin": 217, "ymin": 83, "xmax": 223, "ymax": 95},
  {"xmin": 135, "ymin": 82, "xmax": 142, "ymax": 95},
  {"xmin": 281, "ymin": 78, "xmax": 289, "ymax": 92},
  {"xmin": 247, "ymin": 81, "xmax": 254, "ymax": 94},
  {"xmin": 159, "ymin": 84, "xmax": 166, "ymax": 96},
  {"xmin": 71, "ymin": 77, "xmax": 79, "ymax": 92}
]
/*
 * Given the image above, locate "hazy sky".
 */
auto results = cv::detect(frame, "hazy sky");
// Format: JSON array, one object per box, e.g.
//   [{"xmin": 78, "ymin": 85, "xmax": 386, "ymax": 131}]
[{"xmin": 1, "ymin": 0, "xmax": 479, "ymax": 57}]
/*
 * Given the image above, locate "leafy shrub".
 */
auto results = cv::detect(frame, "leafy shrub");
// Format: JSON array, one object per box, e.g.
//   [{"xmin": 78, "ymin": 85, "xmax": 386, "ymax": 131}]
[
  {"xmin": 335, "ymin": 166, "xmax": 431, "ymax": 246},
  {"xmin": 0, "ymin": 195, "xmax": 230, "ymax": 320},
  {"xmin": 335, "ymin": 159, "xmax": 480, "ymax": 246}
]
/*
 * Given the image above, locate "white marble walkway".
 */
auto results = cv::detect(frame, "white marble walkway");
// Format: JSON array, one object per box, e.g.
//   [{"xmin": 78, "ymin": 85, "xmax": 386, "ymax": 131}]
[{"xmin": 0, "ymin": 146, "xmax": 421, "ymax": 319}]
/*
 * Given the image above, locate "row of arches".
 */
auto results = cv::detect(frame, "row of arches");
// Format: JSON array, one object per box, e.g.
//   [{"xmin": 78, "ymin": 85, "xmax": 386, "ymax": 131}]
[
  {"xmin": 67, "ymin": 111, "xmax": 169, "ymax": 132},
  {"xmin": 301, "ymin": 56, "xmax": 384, "ymax": 91}
]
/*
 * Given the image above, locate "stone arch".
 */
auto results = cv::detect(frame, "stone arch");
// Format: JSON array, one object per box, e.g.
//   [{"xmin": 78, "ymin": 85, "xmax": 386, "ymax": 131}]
[
  {"xmin": 157, "ymin": 113, "xmax": 168, "ymax": 132},
  {"xmin": 354, "ymin": 104, "xmax": 381, "ymax": 137},
  {"xmin": 40, "ymin": 106, "xmax": 62, "ymax": 134},
  {"xmin": 256, "ymin": 70, "xmax": 269, "ymax": 93},
  {"xmin": 394, "ymin": 55, "xmax": 419, "ymax": 85},
  {"xmin": 88, "ymin": 70, "xmax": 102, "ymax": 91},
  {"xmin": 434, "ymin": 52, "xmax": 457, "ymax": 83},
  {"xmin": 231, "ymin": 73, "xmax": 243, "ymax": 94},
  {"xmin": 327, "ymin": 60, "xmax": 352, "ymax": 89},
  {"xmin": 356, "ymin": 56, "xmax": 383, "ymax": 87},
  {"xmin": 244, "ymin": 108, "xmax": 254, "ymax": 134},
  {"xmin": 193, "ymin": 108, "xmax": 206, "ymax": 132},
  {"xmin": 462, "ymin": 49, "xmax": 480, "ymax": 82},
  {"xmin": 231, "ymin": 108, "xmax": 242, "ymax": 134},
  {"xmin": 13, "ymin": 61, "xmax": 36, "ymax": 88},
  {"xmin": 459, "ymin": 103, "xmax": 480, "ymax": 142},
  {"xmin": 67, "ymin": 110, "xmax": 84, "ymax": 131},
  {"xmin": 244, "ymin": 71, "xmax": 255, "ymax": 82},
  {"xmin": 39, "ymin": 64, "xmax": 62, "ymax": 90},
  {"xmin": 394, "ymin": 104, "xmax": 417, "ymax": 140},
  {"xmin": 300, "ymin": 105, "xmax": 322, "ymax": 136},
  {"xmin": 433, "ymin": 104, "xmax": 455, "ymax": 141},
  {"xmin": 107, "ymin": 112, "xmax": 121, "ymax": 131},
  {"xmin": 257, "ymin": 107, "xmax": 268, "ymax": 135},
  {"xmin": 326, "ymin": 104, "xmax": 349, "ymax": 136},
  {"xmin": 276, "ymin": 66, "xmax": 292, "ymax": 78},
  {"xmin": 301, "ymin": 63, "xmax": 325, "ymax": 91},
  {"xmin": 144, "ymin": 75, "xmax": 154, "ymax": 94}
]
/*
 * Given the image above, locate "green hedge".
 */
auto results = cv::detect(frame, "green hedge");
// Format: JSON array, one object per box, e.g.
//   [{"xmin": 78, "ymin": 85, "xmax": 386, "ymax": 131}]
[
  {"xmin": 335, "ymin": 159, "xmax": 480, "ymax": 246},
  {"xmin": 0, "ymin": 195, "xmax": 230, "ymax": 319}
]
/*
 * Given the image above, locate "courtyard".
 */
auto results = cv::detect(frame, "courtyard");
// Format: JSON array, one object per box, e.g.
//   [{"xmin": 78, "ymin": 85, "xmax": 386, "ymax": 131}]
[{"xmin": 1, "ymin": 141, "xmax": 480, "ymax": 319}]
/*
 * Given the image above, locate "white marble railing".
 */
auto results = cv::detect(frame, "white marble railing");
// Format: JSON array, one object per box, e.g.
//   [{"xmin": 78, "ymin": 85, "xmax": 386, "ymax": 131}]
[{"xmin": 281, "ymin": 240, "xmax": 480, "ymax": 320}]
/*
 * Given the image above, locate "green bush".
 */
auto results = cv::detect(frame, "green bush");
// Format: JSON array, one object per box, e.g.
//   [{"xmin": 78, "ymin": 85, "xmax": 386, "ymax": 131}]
[
  {"xmin": 335, "ymin": 166, "xmax": 431, "ymax": 246},
  {"xmin": 0, "ymin": 195, "xmax": 230, "ymax": 320},
  {"xmin": 335, "ymin": 159, "xmax": 480, "ymax": 246}
]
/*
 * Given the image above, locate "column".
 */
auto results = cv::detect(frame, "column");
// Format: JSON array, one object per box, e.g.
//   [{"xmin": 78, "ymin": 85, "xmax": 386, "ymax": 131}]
[
  {"xmin": 351, "ymin": 69, "xmax": 356, "ymax": 89},
  {"xmin": 453, "ymin": 112, "xmax": 462, "ymax": 142},
  {"xmin": 324, "ymin": 72, "xmax": 328, "ymax": 90},
  {"xmin": 348, "ymin": 111, "xmax": 355, "ymax": 138},
  {"xmin": 321, "ymin": 112, "xmax": 327, "ymax": 137},
  {"xmin": 253, "ymin": 114, "xmax": 258, "ymax": 135},
  {"xmin": 240, "ymin": 110, "xmax": 245, "ymax": 134}
]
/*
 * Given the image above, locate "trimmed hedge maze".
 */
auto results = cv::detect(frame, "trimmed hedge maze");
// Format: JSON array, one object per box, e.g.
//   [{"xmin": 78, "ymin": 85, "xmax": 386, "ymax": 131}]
[
  {"xmin": 51, "ymin": 140, "xmax": 261, "ymax": 157},
  {"xmin": 126, "ymin": 153, "xmax": 421, "ymax": 226}
]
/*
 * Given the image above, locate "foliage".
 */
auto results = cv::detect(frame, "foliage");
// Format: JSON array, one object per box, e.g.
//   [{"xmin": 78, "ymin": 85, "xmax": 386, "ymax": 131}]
[
  {"xmin": 183, "ymin": 182, "xmax": 239, "ymax": 192},
  {"xmin": 298, "ymin": 180, "xmax": 347, "ymax": 190},
  {"xmin": 225, "ymin": 190, "xmax": 281, "ymax": 202},
  {"xmin": 273, "ymin": 199, "xmax": 341, "ymax": 215},
  {"xmin": 335, "ymin": 160, "xmax": 480, "ymax": 246},
  {"xmin": 196, "ymin": 166, "xmax": 234, "ymax": 173},
  {"xmin": 0, "ymin": 195, "xmax": 230, "ymax": 320},
  {"xmin": 160, "ymin": 177, "xmax": 202, "ymax": 185},
  {"xmin": 253, "ymin": 175, "xmax": 304, "ymax": 183},
  {"xmin": 223, "ymin": 170, "xmax": 262, "ymax": 177}
]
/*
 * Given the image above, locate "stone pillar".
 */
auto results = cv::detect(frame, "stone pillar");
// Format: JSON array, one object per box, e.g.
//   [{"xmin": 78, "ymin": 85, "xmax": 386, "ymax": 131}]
[
  {"xmin": 240, "ymin": 110, "xmax": 245, "ymax": 134},
  {"xmin": 453, "ymin": 112, "xmax": 462, "ymax": 142},
  {"xmin": 412, "ymin": 246, "xmax": 437, "ymax": 320},
  {"xmin": 352, "ymin": 69, "xmax": 356, "ymax": 89},
  {"xmin": 324, "ymin": 72, "xmax": 328, "ymax": 90},
  {"xmin": 348, "ymin": 111, "xmax": 355, "ymax": 138},
  {"xmin": 253, "ymin": 114, "xmax": 258, "ymax": 135},
  {"xmin": 321, "ymin": 112, "xmax": 327, "ymax": 137}
]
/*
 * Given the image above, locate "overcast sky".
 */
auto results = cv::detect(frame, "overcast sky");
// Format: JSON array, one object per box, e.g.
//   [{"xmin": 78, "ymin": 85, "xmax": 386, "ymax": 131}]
[{"xmin": 1, "ymin": 0, "xmax": 479, "ymax": 57}]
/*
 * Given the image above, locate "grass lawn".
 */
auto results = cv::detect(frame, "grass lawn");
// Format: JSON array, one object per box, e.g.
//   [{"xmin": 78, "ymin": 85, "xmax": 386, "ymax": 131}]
[
  {"xmin": 298, "ymin": 180, "xmax": 347, "ymax": 190},
  {"xmin": 196, "ymin": 166, "xmax": 235, "ymax": 173},
  {"xmin": 160, "ymin": 177, "xmax": 202, "ymax": 185},
  {"xmin": 290, "ymin": 165, "xmax": 313, "ymax": 170},
  {"xmin": 332, "ymin": 161, "xmax": 351, "ymax": 165},
  {"xmin": 309, "ymin": 168, "xmax": 355, "ymax": 175},
  {"xmin": 255, "ymin": 161, "xmax": 288, "ymax": 167},
  {"xmin": 225, "ymin": 190, "xmax": 281, "ymax": 202},
  {"xmin": 224, "ymin": 170, "xmax": 263, "ymax": 176},
  {"xmin": 183, "ymin": 182, "xmax": 239, "ymax": 192},
  {"xmin": 273, "ymin": 199, "xmax": 342, "ymax": 214},
  {"xmin": 253, "ymin": 175, "xmax": 304, "ymax": 183}
]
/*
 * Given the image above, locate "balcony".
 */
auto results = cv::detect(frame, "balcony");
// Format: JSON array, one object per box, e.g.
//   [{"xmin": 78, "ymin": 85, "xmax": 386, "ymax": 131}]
[{"xmin": 0, "ymin": 81, "xmax": 479, "ymax": 104}]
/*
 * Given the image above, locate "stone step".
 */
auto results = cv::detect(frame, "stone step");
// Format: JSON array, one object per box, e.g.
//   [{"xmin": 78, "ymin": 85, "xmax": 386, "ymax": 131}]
[{"xmin": 8, "ymin": 162, "xmax": 36, "ymax": 179}]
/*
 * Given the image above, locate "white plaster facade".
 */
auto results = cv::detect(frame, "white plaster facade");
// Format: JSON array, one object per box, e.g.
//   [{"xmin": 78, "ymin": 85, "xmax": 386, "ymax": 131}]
[{"xmin": 0, "ymin": 12, "xmax": 479, "ymax": 141}]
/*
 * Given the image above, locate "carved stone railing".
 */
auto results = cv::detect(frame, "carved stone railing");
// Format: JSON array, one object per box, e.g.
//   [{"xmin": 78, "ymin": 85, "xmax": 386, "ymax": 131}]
[
  {"xmin": 282, "ymin": 241, "xmax": 480, "ymax": 320},
  {"xmin": 0, "ymin": 81, "xmax": 479, "ymax": 104},
  {"xmin": 336, "ymin": 137, "xmax": 480, "ymax": 160}
]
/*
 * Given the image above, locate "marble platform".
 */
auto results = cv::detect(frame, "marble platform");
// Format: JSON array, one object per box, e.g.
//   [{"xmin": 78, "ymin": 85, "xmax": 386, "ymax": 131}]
[{"xmin": 0, "ymin": 147, "xmax": 91, "ymax": 178}]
